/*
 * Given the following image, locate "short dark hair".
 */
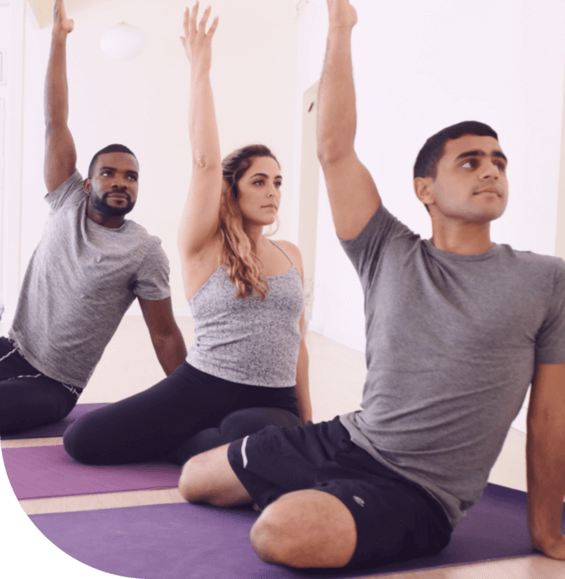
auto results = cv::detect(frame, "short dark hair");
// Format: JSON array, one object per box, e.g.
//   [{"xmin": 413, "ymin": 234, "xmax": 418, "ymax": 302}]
[
  {"xmin": 88, "ymin": 144, "xmax": 137, "ymax": 178},
  {"xmin": 413, "ymin": 121, "xmax": 498, "ymax": 180}
]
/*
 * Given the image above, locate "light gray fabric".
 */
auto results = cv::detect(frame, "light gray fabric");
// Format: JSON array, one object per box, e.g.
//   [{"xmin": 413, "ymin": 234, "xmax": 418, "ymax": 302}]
[
  {"xmin": 8, "ymin": 171, "xmax": 170, "ymax": 388},
  {"xmin": 339, "ymin": 204, "xmax": 565, "ymax": 528},
  {"xmin": 186, "ymin": 242, "xmax": 303, "ymax": 387}
]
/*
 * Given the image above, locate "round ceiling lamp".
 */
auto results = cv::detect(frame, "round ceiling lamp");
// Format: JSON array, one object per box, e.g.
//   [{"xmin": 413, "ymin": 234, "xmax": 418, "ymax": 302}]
[{"xmin": 100, "ymin": 22, "xmax": 148, "ymax": 60}]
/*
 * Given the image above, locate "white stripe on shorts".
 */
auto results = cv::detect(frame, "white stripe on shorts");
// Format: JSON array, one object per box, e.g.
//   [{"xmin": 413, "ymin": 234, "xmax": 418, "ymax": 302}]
[
  {"xmin": 0, "ymin": 347, "xmax": 17, "ymax": 364},
  {"xmin": 241, "ymin": 436, "xmax": 249, "ymax": 468}
]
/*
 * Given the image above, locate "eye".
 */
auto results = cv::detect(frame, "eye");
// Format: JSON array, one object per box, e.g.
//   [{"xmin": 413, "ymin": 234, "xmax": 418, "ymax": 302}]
[
  {"xmin": 127, "ymin": 175, "xmax": 138, "ymax": 181},
  {"xmin": 101, "ymin": 171, "xmax": 111, "ymax": 177},
  {"xmin": 494, "ymin": 161, "xmax": 506, "ymax": 171},
  {"xmin": 253, "ymin": 180, "xmax": 264, "ymax": 186},
  {"xmin": 461, "ymin": 159, "xmax": 477, "ymax": 169},
  {"xmin": 275, "ymin": 181, "xmax": 282, "ymax": 188}
]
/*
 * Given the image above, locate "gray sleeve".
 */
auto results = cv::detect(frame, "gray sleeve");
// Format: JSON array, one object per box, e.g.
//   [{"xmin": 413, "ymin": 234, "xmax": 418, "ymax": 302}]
[
  {"xmin": 339, "ymin": 204, "xmax": 415, "ymax": 283},
  {"xmin": 44, "ymin": 171, "xmax": 86, "ymax": 211},
  {"xmin": 536, "ymin": 260, "xmax": 565, "ymax": 364},
  {"xmin": 131, "ymin": 238, "xmax": 171, "ymax": 301}
]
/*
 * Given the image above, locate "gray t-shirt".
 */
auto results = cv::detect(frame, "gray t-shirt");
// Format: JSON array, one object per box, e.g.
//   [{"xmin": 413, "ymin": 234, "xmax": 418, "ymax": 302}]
[
  {"xmin": 339, "ymin": 204, "xmax": 565, "ymax": 528},
  {"xmin": 9, "ymin": 171, "xmax": 171, "ymax": 388}
]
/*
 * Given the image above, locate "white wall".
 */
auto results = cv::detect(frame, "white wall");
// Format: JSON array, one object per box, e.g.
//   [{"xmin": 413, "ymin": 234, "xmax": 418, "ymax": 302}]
[
  {"xmin": 0, "ymin": 0, "xmax": 25, "ymax": 336},
  {"xmin": 16, "ymin": 0, "xmax": 299, "ymax": 317},
  {"xmin": 293, "ymin": 0, "xmax": 565, "ymax": 434},
  {"xmin": 295, "ymin": 0, "xmax": 565, "ymax": 354}
]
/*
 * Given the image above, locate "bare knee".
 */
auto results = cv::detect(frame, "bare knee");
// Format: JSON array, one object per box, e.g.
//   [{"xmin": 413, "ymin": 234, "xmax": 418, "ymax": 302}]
[
  {"xmin": 249, "ymin": 491, "xmax": 356, "ymax": 568},
  {"xmin": 177, "ymin": 444, "xmax": 251, "ymax": 507},
  {"xmin": 250, "ymin": 509, "xmax": 287, "ymax": 564},
  {"xmin": 178, "ymin": 453, "xmax": 216, "ymax": 504}
]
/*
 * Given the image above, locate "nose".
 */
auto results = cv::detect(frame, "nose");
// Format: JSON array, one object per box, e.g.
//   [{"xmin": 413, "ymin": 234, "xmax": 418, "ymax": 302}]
[
  {"xmin": 480, "ymin": 160, "xmax": 501, "ymax": 180},
  {"xmin": 111, "ymin": 175, "xmax": 128, "ymax": 190}
]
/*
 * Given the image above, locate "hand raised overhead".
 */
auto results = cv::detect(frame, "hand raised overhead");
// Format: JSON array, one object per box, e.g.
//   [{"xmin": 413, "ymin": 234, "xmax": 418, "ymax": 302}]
[
  {"xmin": 53, "ymin": 0, "xmax": 74, "ymax": 34},
  {"xmin": 180, "ymin": 2, "xmax": 219, "ymax": 73},
  {"xmin": 326, "ymin": 0, "xmax": 358, "ymax": 29}
]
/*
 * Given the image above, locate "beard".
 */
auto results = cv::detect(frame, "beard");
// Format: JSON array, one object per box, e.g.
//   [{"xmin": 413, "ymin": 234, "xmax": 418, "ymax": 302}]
[{"xmin": 90, "ymin": 191, "xmax": 136, "ymax": 217}]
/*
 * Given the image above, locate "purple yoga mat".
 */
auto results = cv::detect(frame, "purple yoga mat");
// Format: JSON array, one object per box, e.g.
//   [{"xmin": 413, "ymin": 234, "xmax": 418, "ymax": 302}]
[
  {"xmin": 28, "ymin": 484, "xmax": 565, "ymax": 579},
  {"xmin": 3, "ymin": 445, "xmax": 180, "ymax": 499},
  {"xmin": 2, "ymin": 403, "xmax": 108, "ymax": 440}
]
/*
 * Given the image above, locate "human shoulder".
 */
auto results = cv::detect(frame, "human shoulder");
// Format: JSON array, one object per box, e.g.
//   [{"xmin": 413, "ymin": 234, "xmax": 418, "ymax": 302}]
[
  {"xmin": 272, "ymin": 240, "xmax": 303, "ymax": 272},
  {"xmin": 499, "ymin": 244, "xmax": 565, "ymax": 272},
  {"xmin": 45, "ymin": 170, "xmax": 86, "ymax": 210}
]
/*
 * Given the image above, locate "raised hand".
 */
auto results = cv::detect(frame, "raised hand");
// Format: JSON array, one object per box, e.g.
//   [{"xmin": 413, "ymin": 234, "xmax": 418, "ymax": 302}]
[
  {"xmin": 53, "ymin": 0, "xmax": 74, "ymax": 35},
  {"xmin": 326, "ymin": 0, "xmax": 358, "ymax": 29},
  {"xmin": 180, "ymin": 2, "xmax": 219, "ymax": 73}
]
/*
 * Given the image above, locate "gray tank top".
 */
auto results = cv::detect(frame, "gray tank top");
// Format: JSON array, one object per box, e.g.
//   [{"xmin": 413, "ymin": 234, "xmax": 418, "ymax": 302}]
[{"xmin": 186, "ymin": 241, "xmax": 304, "ymax": 387}]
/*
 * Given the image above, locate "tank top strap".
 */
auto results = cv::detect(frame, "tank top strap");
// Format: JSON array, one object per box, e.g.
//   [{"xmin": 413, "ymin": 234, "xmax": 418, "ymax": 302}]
[{"xmin": 268, "ymin": 239, "xmax": 295, "ymax": 268}]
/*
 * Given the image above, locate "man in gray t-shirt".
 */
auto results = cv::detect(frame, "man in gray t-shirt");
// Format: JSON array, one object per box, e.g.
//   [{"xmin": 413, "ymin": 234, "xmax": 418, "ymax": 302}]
[
  {"xmin": 0, "ymin": 0, "xmax": 186, "ymax": 434},
  {"xmin": 172, "ymin": 0, "xmax": 565, "ymax": 570}
]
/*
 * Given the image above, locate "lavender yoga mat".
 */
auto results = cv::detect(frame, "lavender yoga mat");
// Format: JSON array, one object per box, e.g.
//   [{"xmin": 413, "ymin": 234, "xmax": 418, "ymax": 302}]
[
  {"xmin": 2, "ymin": 403, "xmax": 108, "ymax": 440},
  {"xmin": 3, "ymin": 445, "xmax": 180, "ymax": 499},
  {"xmin": 29, "ymin": 484, "xmax": 565, "ymax": 579}
]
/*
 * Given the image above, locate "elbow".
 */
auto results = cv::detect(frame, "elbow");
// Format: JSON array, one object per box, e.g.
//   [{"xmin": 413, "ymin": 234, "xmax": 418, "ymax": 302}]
[
  {"xmin": 317, "ymin": 139, "xmax": 352, "ymax": 169},
  {"xmin": 191, "ymin": 150, "xmax": 220, "ymax": 172}
]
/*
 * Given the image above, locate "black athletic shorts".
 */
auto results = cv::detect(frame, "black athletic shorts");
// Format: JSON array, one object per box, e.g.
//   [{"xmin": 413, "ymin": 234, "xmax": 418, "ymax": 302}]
[{"xmin": 227, "ymin": 416, "xmax": 452, "ymax": 567}]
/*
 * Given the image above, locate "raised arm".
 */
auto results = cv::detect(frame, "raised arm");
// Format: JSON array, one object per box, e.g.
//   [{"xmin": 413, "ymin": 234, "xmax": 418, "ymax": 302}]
[
  {"xmin": 317, "ymin": 0, "xmax": 380, "ymax": 240},
  {"xmin": 178, "ymin": 3, "xmax": 222, "ymax": 266},
  {"xmin": 526, "ymin": 362, "xmax": 565, "ymax": 560},
  {"xmin": 44, "ymin": 0, "xmax": 77, "ymax": 194}
]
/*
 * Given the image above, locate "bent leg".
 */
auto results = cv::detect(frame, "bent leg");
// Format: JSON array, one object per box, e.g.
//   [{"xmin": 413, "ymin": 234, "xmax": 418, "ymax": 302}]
[
  {"xmin": 0, "ymin": 377, "xmax": 77, "ymax": 434},
  {"xmin": 178, "ymin": 443, "xmax": 252, "ymax": 507},
  {"xmin": 0, "ymin": 337, "xmax": 78, "ymax": 434},
  {"xmin": 250, "ymin": 489, "xmax": 357, "ymax": 568},
  {"xmin": 63, "ymin": 362, "xmax": 240, "ymax": 465},
  {"xmin": 167, "ymin": 406, "xmax": 301, "ymax": 465}
]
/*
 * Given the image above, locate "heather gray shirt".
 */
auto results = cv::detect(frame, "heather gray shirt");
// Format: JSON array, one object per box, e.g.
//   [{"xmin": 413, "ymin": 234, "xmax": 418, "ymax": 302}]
[
  {"xmin": 186, "ymin": 242, "xmax": 304, "ymax": 387},
  {"xmin": 9, "ymin": 171, "xmax": 170, "ymax": 388},
  {"xmin": 339, "ymin": 204, "xmax": 565, "ymax": 528}
]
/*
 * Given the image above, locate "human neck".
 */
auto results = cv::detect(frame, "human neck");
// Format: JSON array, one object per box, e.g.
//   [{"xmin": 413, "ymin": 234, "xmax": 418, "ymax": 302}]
[
  {"xmin": 244, "ymin": 223, "xmax": 266, "ymax": 249},
  {"xmin": 86, "ymin": 202, "xmax": 126, "ymax": 229},
  {"xmin": 430, "ymin": 220, "xmax": 494, "ymax": 255}
]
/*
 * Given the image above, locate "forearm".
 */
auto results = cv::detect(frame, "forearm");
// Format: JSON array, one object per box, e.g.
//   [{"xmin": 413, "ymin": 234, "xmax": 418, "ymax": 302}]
[
  {"xmin": 317, "ymin": 26, "xmax": 357, "ymax": 164},
  {"xmin": 527, "ymin": 414, "xmax": 565, "ymax": 555},
  {"xmin": 152, "ymin": 330, "xmax": 187, "ymax": 376},
  {"xmin": 295, "ymin": 342, "xmax": 312, "ymax": 423},
  {"xmin": 45, "ymin": 30, "xmax": 70, "ymax": 130},
  {"xmin": 189, "ymin": 71, "xmax": 221, "ymax": 172}
]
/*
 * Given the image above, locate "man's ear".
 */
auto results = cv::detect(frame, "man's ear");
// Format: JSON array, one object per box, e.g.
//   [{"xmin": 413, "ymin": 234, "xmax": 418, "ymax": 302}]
[
  {"xmin": 414, "ymin": 176, "xmax": 435, "ymax": 207},
  {"xmin": 83, "ymin": 178, "xmax": 91, "ymax": 196}
]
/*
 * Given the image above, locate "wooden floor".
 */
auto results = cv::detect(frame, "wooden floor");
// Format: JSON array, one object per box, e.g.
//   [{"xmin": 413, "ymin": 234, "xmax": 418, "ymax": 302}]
[{"xmin": 1, "ymin": 317, "xmax": 564, "ymax": 578}]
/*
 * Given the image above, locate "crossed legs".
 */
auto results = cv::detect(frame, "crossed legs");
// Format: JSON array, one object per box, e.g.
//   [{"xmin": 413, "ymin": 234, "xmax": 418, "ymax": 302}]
[
  {"xmin": 178, "ymin": 444, "xmax": 357, "ymax": 568},
  {"xmin": 178, "ymin": 418, "xmax": 452, "ymax": 570}
]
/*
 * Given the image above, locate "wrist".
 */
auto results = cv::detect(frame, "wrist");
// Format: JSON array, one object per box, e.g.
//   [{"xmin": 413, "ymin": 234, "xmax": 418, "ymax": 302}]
[
  {"xmin": 51, "ymin": 28, "xmax": 69, "ymax": 41},
  {"xmin": 191, "ymin": 67, "xmax": 212, "ymax": 82},
  {"xmin": 328, "ymin": 23, "xmax": 354, "ymax": 34}
]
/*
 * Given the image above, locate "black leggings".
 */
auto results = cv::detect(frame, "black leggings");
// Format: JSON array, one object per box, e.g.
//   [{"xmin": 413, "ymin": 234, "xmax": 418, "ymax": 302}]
[
  {"xmin": 0, "ymin": 337, "xmax": 79, "ymax": 435},
  {"xmin": 63, "ymin": 362, "xmax": 301, "ymax": 466}
]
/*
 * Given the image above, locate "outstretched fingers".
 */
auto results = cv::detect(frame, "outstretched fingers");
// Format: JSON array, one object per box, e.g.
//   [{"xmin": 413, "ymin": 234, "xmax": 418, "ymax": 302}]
[
  {"xmin": 207, "ymin": 14, "xmax": 219, "ymax": 38},
  {"xmin": 189, "ymin": 2, "xmax": 199, "ymax": 37}
]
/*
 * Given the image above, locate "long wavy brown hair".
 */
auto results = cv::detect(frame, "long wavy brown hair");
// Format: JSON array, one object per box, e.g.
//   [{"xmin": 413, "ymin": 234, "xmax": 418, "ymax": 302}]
[{"xmin": 219, "ymin": 144, "xmax": 280, "ymax": 301}]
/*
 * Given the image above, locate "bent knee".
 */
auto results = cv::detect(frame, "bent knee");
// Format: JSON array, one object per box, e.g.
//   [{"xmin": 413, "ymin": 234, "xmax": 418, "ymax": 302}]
[
  {"xmin": 62, "ymin": 424, "xmax": 99, "ymax": 465},
  {"xmin": 249, "ymin": 515, "xmax": 284, "ymax": 564},
  {"xmin": 178, "ymin": 456, "xmax": 204, "ymax": 502},
  {"xmin": 178, "ymin": 453, "xmax": 220, "ymax": 505},
  {"xmin": 249, "ymin": 498, "xmax": 356, "ymax": 568}
]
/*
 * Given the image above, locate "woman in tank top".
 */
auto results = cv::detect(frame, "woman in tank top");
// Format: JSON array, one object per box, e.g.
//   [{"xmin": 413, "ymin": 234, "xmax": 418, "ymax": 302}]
[{"xmin": 63, "ymin": 3, "xmax": 311, "ymax": 466}]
